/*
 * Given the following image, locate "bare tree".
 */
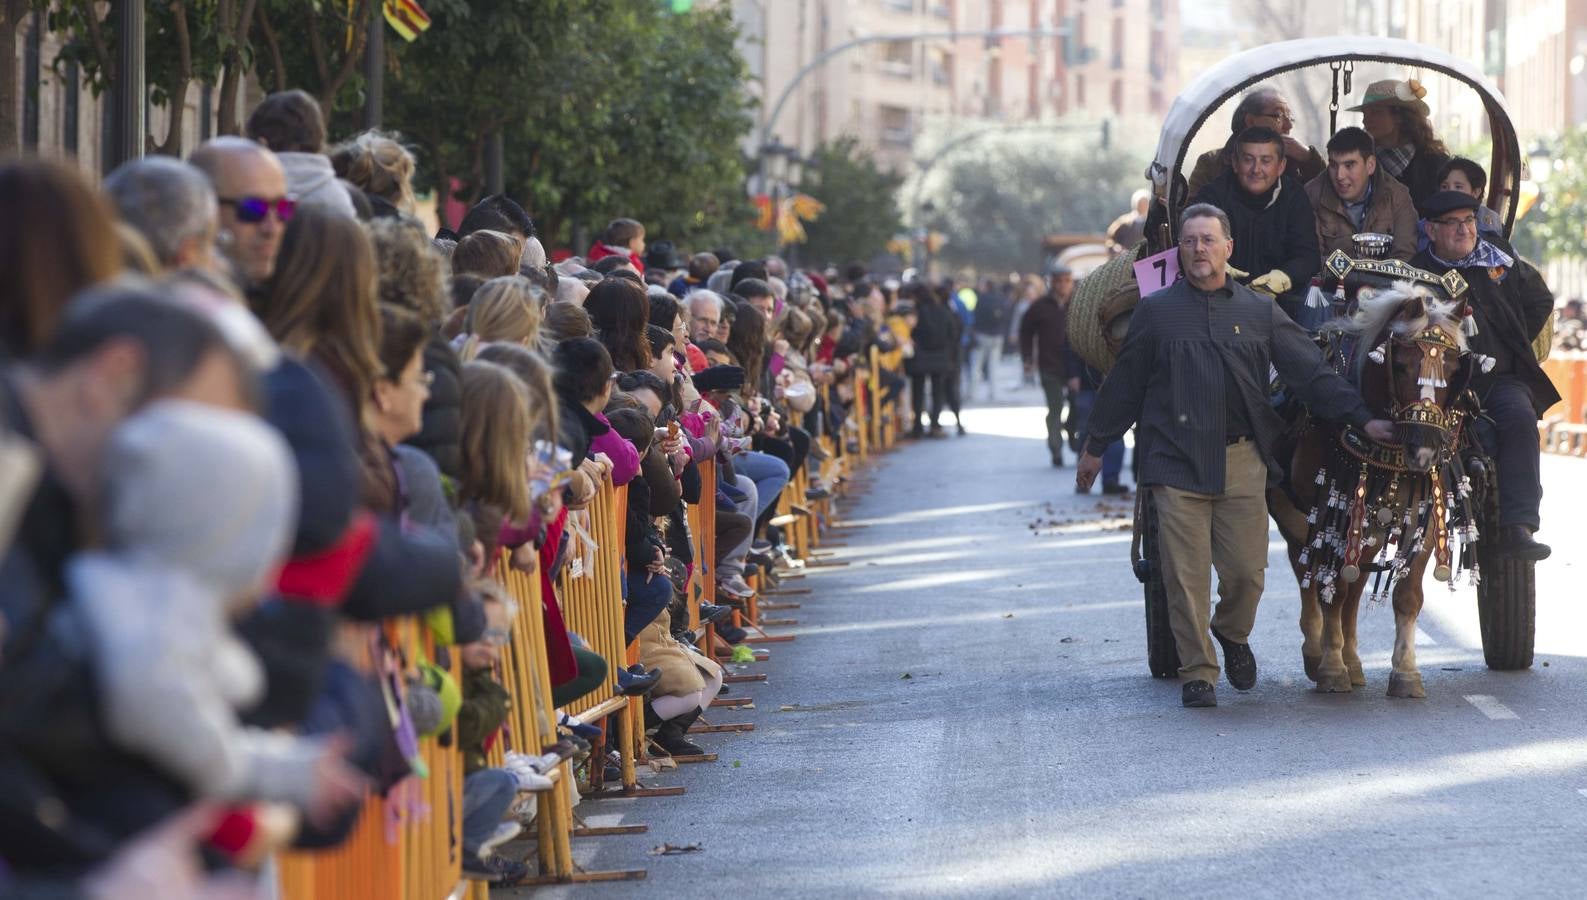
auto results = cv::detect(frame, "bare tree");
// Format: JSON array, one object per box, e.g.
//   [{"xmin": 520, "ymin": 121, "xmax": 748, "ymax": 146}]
[{"xmin": 1236, "ymin": 0, "xmax": 1338, "ymax": 144}]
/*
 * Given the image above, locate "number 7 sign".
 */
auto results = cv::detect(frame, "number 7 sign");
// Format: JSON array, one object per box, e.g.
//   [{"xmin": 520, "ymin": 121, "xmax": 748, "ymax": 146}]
[{"xmin": 1132, "ymin": 247, "xmax": 1182, "ymax": 294}]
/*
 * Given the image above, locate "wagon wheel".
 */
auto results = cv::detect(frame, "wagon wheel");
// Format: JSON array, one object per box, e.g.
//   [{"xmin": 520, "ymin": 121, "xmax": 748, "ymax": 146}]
[
  {"xmin": 1138, "ymin": 490, "xmax": 1181, "ymax": 678},
  {"xmin": 1471, "ymin": 453, "xmax": 1536, "ymax": 670}
]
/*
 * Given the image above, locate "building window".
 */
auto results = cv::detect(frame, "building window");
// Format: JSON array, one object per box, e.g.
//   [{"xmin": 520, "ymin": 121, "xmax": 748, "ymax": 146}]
[
  {"xmin": 883, "ymin": 0, "xmax": 915, "ymax": 12},
  {"xmin": 23, "ymin": 16, "xmax": 41, "ymax": 151},
  {"xmin": 880, "ymin": 40, "xmax": 913, "ymax": 78},
  {"xmin": 1110, "ymin": 78, "xmax": 1122, "ymax": 115},
  {"xmin": 63, "ymin": 60, "xmax": 80, "ymax": 154},
  {"xmin": 1076, "ymin": 74, "xmax": 1086, "ymax": 107},
  {"xmin": 879, "ymin": 105, "xmax": 914, "ymax": 145},
  {"xmin": 1110, "ymin": 17, "xmax": 1123, "ymax": 70}
]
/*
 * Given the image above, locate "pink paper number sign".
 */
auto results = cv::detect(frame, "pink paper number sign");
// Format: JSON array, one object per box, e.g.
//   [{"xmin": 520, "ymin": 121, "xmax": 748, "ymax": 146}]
[{"xmin": 1132, "ymin": 247, "xmax": 1181, "ymax": 295}]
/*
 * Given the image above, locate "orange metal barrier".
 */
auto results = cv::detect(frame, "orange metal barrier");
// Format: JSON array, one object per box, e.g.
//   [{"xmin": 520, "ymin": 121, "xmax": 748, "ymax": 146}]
[
  {"xmin": 277, "ymin": 619, "xmax": 463, "ymax": 900},
  {"xmin": 1541, "ymin": 353, "xmax": 1587, "ymax": 455}
]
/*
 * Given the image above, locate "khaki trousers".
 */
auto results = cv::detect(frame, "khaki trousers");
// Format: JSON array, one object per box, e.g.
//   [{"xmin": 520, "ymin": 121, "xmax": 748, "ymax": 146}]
[{"xmin": 1153, "ymin": 441, "xmax": 1269, "ymax": 684}]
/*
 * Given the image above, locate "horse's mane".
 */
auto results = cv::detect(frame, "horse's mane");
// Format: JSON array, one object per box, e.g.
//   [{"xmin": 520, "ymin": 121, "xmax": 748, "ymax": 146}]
[{"xmin": 1323, "ymin": 280, "xmax": 1466, "ymax": 383}]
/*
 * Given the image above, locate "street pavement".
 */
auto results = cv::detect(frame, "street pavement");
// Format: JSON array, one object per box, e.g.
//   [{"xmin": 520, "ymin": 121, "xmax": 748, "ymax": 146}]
[{"xmin": 512, "ymin": 364, "xmax": 1587, "ymax": 899}]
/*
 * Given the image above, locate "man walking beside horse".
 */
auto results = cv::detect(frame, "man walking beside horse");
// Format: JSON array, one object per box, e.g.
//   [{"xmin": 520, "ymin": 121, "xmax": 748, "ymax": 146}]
[{"xmin": 1077, "ymin": 204, "xmax": 1396, "ymax": 708}]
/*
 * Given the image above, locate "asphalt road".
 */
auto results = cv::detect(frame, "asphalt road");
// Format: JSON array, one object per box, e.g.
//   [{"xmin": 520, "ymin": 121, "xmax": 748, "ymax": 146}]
[{"xmin": 511, "ymin": 368, "xmax": 1587, "ymax": 899}]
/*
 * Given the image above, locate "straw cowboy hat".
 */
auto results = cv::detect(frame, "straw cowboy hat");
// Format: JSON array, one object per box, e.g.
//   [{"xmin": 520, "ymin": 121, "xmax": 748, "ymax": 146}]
[{"xmin": 1347, "ymin": 78, "xmax": 1431, "ymax": 118}]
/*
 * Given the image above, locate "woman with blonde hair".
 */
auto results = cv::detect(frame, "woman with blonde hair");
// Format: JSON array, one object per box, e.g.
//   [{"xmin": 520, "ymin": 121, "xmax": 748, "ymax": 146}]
[
  {"xmin": 457, "ymin": 275, "xmax": 545, "ymax": 360},
  {"xmin": 452, "ymin": 229, "xmax": 522, "ymax": 279},
  {"xmin": 330, "ymin": 129, "xmax": 417, "ymax": 216},
  {"xmin": 458, "ymin": 360, "xmax": 532, "ymax": 525}
]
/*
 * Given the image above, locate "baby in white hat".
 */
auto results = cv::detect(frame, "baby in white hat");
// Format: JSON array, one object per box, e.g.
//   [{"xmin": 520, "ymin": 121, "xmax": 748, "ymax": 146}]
[{"xmin": 67, "ymin": 400, "xmax": 350, "ymax": 811}]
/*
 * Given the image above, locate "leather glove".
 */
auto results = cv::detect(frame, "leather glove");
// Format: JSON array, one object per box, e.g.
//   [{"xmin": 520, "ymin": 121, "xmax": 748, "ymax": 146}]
[{"xmin": 1250, "ymin": 269, "xmax": 1292, "ymax": 296}]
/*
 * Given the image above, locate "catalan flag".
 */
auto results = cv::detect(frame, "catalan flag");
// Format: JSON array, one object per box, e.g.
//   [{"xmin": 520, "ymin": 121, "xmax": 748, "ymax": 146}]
[{"xmin": 383, "ymin": 0, "xmax": 431, "ymax": 42}]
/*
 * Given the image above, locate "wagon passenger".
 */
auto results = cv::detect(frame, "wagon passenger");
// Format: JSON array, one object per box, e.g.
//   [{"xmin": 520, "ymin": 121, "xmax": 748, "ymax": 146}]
[
  {"xmin": 1192, "ymin": 126, "xmax": 1320, "ymax": 321},
  {"xmin": 1412, "ymin": 191, "xmax": 1558, "ymax": 561},
  {"xmin": 1185, "ymin": 87, "xmax": 1325, "ymax": 200},
  {"xmin": 1304, "ymin": 126, "xmax": 1419, "ymax": 262},
  {"xmin": 1077, "ymin": 204, "xmax": 1394, "ymax": 709}
]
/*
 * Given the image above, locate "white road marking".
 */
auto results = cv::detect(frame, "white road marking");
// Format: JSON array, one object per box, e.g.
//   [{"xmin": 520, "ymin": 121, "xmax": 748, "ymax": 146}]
[
  {"xmin": 1415, "ymin": 627, "xmax": 1436, "ymax": 646},
  {"xmin": 1464, "ymin": 694, "xmax": 1519, "ymax": 720}
]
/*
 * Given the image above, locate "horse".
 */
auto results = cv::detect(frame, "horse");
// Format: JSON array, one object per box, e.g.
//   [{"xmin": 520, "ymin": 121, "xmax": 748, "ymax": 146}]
[{"xmin": 1267, "ymin": 282, "xmax": 1485, "ymax": 698}]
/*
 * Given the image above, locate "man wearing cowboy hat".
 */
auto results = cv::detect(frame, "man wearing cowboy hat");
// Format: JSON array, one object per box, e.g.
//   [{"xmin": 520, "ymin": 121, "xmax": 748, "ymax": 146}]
[
  {"xmin": 1412, "ymin": 190, "xmax": 1558, "ymax": 561},
  {"xmin": 1350, "ymin": 78, "xmax": 1452, "ymax": 208}
]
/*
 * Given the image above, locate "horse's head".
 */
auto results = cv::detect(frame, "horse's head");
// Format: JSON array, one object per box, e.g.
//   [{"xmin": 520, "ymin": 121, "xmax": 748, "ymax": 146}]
[{"xmin": 1350, "ymin": 284, "xmax": 1472, "ymax": 472}]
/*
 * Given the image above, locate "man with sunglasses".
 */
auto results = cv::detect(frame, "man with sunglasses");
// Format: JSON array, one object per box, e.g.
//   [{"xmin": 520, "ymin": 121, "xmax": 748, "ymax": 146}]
[
  {"xmin": 190, "ymin": 136, "xmax": 296, "ymax": 291},
  {"xmin": 1187, "ymin": 86, "xmax": 1325, "ymax": 200},
  {"xmin": 1413, "ymin": 191, "xmax": 1559, "ymax": 560}
]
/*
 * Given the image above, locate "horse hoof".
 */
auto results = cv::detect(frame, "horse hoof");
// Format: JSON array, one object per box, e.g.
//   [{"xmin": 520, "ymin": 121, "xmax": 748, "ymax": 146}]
[
  {"xmin": 1303, "ymin": 654, "xmax": 1322, "ymax": 682},
  {"xmin": 1347, "ymin": 661, "xmax": 1366, "ymax": 687},
  {"xmin": 1386, "ymin": 672, "xmax": 1425, "ymax": 699},
  {"xmin": 1314, "ymin": 671, "xmax": 1354, "ymax": 693}
]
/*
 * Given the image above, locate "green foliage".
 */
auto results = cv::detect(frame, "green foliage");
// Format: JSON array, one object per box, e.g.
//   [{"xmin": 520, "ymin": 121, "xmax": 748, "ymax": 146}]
[
  {"xmin": 1513, "ymin": 126, "xmax": 1587, "ymax": 264},
  {"xmin": 484, "ymin": 1, "xmax": 759, "ymax": 249},
  {"xmin": 796, "ymin": 137, "xmax": 905, "ymax": 269},
  {"xmin": 923, "ymin": 132, "xmax": 1144, "ymax": 272},
  {"xmin": 253, "ymin": 0, "xmax": 375, "ymax": 121}
]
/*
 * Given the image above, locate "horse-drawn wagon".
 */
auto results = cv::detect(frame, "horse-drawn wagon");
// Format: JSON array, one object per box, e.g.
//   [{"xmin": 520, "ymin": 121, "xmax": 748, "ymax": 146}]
[{"xmin": 1069, "ymin": 38, "xmax": 1543, "ymax": 691}]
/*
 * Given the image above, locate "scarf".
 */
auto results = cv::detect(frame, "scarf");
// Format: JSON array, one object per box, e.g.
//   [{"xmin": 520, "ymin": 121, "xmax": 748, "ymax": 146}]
[
  {"xmin": 1378, "ymin": 144, "xmax": 1414, "ymax": 178},
  {"xmin": 1430, "ymin": 238, "xmax": 1514, "ymax": 272}
]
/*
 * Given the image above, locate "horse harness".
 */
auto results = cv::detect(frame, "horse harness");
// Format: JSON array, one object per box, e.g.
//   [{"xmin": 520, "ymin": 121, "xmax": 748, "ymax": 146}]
[{"xmin": 1297, "ymin": 319, "xmax": 1484, "ymax": 607}]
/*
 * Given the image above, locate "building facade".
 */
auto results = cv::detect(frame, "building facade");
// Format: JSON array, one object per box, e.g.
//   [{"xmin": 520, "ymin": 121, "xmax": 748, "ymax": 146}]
[{"xmin": 726, "ymin": 0, "xmax": 1179, "ymax": 173}]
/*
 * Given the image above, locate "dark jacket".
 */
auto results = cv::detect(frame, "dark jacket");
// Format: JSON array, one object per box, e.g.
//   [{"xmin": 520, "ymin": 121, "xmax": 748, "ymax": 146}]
[
  {"xmin": 1087, "ymin": 278, "xmax": 1372, "ymax": 494},
  {"xmin": 907, "ymin": 301, "xmax": 958, "ymax": 376},
  {"xmin": 1018, "ymin": 294, "xmax": 1076, "ymax": 378},
  {"xmin": 404, "ymin": 334, "xmax": 463, "ymax": 481},
  {"xmin": 557, "ymin": 398, "xmax": 601, "ymax": 469},
  {"xmin": 972, "ymin": 289, "xmax": 1010, "ymax": 336},
  {"xmin": 1412, "ymin": 241, "xmax": 1560, "ymax": 415},
  {"xmin": 1193, "ymin": 170, "xmax": 1321, "ymax": 294},
  {"xmin": 1386, "ymin": 147, "xmax": 1451, "ymax": 210}
]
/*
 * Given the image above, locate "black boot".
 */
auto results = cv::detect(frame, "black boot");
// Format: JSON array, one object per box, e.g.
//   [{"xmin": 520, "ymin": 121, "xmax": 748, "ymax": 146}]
[{"xmin": 652, "ymin": 707, "xmax": 705, "ymax": 757}]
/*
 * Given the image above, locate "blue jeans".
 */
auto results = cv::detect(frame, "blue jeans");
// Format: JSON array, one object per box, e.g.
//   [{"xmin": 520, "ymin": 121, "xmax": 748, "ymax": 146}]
[
  {"xmin": 1472, "ymin": 376, "xmax": 1543, "ymax": 530},
  {"xmin": 463, "ymin": 768, "xmax": 518, "ymax": 856},
  {"xmin": 1072, "ymin": 389, "xmax": 1124, "ymax": 483},
  {"xmin": 734, "ymin": 450, "xmax": 790, "ymax": 521}
]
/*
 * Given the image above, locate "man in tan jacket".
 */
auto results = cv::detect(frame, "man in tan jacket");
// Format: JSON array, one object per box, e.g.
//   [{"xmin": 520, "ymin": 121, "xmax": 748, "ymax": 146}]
[{"xmin": 1303, "ymin": 126, "xmax": 1419, "ymax": 262}]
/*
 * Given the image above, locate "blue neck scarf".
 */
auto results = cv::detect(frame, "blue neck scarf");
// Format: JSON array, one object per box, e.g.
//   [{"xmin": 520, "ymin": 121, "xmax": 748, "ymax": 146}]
[{"xmin": 1431, "ymin": 238, "xmax": 1514, "ymax": 271}]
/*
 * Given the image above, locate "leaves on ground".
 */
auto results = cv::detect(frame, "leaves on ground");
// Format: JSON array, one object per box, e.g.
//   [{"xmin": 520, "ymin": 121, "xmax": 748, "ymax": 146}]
[{"xmin": 650, "ymin": 842, "xmax": 704, "ymax": 856}]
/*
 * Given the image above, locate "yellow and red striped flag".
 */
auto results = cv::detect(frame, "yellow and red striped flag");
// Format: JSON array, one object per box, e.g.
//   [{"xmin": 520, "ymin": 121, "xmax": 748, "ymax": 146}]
[{"xmin": 383, "ymin": 0, "xmax": 431, "ymax": 42}]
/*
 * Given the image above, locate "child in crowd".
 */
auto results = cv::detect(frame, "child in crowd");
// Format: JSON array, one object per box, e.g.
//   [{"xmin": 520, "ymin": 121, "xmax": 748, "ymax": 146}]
[{"xmin": 68, "ymin": 400, "xmax": 365, "ymax": 842}]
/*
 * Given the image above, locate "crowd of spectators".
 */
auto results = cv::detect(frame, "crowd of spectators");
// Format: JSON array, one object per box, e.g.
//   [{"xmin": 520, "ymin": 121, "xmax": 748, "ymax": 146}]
[{"xmin": 0, "ymin": 87, "xmax": 905, "ymax": 894}]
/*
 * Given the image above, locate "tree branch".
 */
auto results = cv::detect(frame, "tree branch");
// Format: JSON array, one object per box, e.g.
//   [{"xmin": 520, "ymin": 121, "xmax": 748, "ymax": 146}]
[
  {"xmin": 79, "ymin": 0, "xmax": 114, "ymax": 76},
  {"xmin": 321, "ymin": 0, "xmax": 370, "ymax": 107},
  {"xmin": 255, "ymin": 2, "xmax": 286, "ymax": 92},
  {"xmin": 306, "ymin": 4, "xmax": 331, "ymax": 88}
]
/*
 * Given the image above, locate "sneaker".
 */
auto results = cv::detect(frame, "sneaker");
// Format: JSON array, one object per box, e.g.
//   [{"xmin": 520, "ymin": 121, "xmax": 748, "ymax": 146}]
[
  {"xmin": 558, "ymin": 714, "xmax": 602, "ymax": 741},
  {"xmin": 463, "ymin": 853, "xmax": 529, "ymax": 884},
  {"xmin": 718, "ymin": 574, "xmax": 755, "ymax": 599},
  {"xmin": 1212, "ymin": 627, "xmax": 1257, "ymax": 691},
  {"xmin": 1181, "ymin": 680, "xmax": 1217, "ymax": 708},
  {"xmin": 477, "ymin": 821, "xmax": 522, "ymax": 859},
  {"xmin": 716, "ymin": 624, "xmax": 749, "ymax": 644}
]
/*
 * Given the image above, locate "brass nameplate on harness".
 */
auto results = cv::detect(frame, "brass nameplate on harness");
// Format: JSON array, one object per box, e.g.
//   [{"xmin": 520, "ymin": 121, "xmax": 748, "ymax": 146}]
[
  {"xmin": 1340, "ymin": 427, "xmax": 1407, "ymax": 472},
  {"xmin": 1323, "ymin": 250, "xmax": 1468, "ymax": 298}
]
